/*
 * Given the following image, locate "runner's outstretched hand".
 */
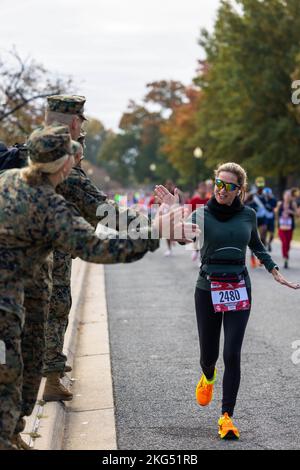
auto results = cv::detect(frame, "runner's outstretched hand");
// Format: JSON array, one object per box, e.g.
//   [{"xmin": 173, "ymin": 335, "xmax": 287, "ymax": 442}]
[{"xmin": 271, "ymin": 268, "xmax": 300, "ymax": 289}]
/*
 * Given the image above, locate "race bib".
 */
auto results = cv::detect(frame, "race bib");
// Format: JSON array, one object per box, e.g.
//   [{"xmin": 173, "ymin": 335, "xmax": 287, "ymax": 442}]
[{"xmin": 211, "ymin": 279, "xmax": 250, "ymax": 313}]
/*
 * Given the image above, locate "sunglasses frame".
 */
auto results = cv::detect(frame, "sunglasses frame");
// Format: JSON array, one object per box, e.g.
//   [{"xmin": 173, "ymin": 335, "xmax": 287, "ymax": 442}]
[{"xmin": 215, "ymin": 178, "xmax": 240, "ymax": 192}]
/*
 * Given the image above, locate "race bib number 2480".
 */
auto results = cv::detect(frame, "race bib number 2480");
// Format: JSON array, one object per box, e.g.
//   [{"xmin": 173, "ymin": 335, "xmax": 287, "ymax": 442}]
[{"xmin": 211, "ymin": 279, "xmax": 250, "ymax": 313}]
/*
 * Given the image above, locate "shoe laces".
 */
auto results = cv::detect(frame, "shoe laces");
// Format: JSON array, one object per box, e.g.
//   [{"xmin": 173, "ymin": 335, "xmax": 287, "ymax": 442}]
[
  {"xmin": 200, "ymin": 376, "xmax": 212, "ymax": 394},
  {"xmin": 220, "ymin": 413, "xmax": 235, "ymax": 430}
]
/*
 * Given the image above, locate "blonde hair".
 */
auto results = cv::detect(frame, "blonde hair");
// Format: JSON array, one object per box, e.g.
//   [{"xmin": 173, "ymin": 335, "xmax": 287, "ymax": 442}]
[
  {"xmin": 215, "ymin": 162, "xmax": 248, "ymax": 201},
  {"xmin": 21, "ymin": 155, "xmax": 70, "ymax": 186}
]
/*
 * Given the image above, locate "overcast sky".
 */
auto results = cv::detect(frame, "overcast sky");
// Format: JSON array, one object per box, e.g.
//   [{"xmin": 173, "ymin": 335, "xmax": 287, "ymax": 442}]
[{"xmin": 0, "ymin": 0, "xmax": 220, "ymax": 129}]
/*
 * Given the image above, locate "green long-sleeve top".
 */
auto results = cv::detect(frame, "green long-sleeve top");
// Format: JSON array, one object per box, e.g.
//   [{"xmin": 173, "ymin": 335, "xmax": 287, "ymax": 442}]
[{"xmin": 191, "ymin": 205, "xmax": 277, "ymax": 291}]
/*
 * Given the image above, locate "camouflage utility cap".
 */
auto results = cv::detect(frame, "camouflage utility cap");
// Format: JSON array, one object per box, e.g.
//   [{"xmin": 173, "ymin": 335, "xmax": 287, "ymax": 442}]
[
  {"xmin": 47, "ymin": 95, "xmax": 88, "ymax": 120},
  {"xmin": 27, "ymin": 125, "xmax": 72, "ymax": 163}
]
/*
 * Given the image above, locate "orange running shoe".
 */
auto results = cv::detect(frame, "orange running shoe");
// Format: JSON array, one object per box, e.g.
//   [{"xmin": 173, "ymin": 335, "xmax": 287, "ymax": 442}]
[
  {"xmin": 218, "ymin": 413, "xmax": 240, "ymax": 440},
  {"xmin": 195, "ymin": 369, "xmax": 216, "ymax": 406}
]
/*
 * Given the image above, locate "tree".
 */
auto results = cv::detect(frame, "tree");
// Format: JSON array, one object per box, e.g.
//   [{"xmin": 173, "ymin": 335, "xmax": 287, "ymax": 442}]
[
  {"xmin": 160, "ymin": 86, "xmax": 210, "ymax": 186},
  {"xmin": 120, "ymin": 101, "xmax": 162, "ymax": 183},
  {"xmin": 194, "ymin": 0, "xmax": 300, "ymax": 192},
  {"xmin": 97, "ymin": 130, "xmax": 137, "ymax": 186},
  {"xmin": 144, "ymin": 80, "xmax": 187, "ymax": 110},
  {"xmin": 0, "ymin": 49, "xmax": 74, "ymax": 145},
  {"xmin": 98, "ymin": 96, "xmax": 179, "ymax": 186}
]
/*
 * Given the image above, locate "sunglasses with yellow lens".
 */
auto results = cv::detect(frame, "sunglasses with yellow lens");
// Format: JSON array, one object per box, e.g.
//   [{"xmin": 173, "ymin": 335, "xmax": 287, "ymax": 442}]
[{"xmin": 215, "ymin": 178, "xmax": 240, "ymax": 192}]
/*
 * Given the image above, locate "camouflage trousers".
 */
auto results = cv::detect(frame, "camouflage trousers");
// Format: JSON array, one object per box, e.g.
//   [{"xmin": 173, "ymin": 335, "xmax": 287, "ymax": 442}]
[
  {"xmin": 0, "ymin": 258, "xmax": 52, "ymax": 449},
  {"xmin": 43, "ymin": 250, "xmax": 72, "ymax": 375}
]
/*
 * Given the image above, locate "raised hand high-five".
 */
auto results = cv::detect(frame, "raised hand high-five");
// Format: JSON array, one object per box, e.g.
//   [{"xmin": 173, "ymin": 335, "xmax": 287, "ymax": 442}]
[{"xmin": 154, "ymin": 185, "xmax": 180, "ymax": 207}]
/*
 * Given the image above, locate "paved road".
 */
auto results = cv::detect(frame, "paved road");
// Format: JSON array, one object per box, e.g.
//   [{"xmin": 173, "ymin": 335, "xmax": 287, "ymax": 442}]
[{"xmin": 105, "ymin": 241, "xmax": 300, "ymax": 450}]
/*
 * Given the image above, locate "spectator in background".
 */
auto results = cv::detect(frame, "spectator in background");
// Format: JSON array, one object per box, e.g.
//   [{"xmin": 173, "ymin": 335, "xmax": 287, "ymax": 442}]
[
  {"xmin": 189, "ymin": 182, "xmax": 210, "ymax": 212},
  {"xmin": 253, "ymin": 177, "xmax": 268, "ymax": 247},
  {"xmin": 147, "ymin": 191, "xmax": 159, "ymax": 222},
  {"xmin": 291, "ymin": 187, "xmax": 300, "ymax": 213},
  {"xmin": 245, "ymin": 190, "xmax": 262, "ymax": 268},
  {"xmin": 263, "ymin": 187, "xmax": 277, "ymax": 252},
  {"xmin": 277, "ymin": 190, "xmax": 297, "ymax": 269},
  {"xmin": 205, "ymin": 179, "xmax": 214, "ymax": 198}
]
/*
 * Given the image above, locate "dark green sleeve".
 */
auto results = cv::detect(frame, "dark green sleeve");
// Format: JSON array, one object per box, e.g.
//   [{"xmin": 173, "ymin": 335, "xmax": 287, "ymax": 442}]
[{"xmin": 248, "ymin": 210, "xmax": 276, "ymax": 272}]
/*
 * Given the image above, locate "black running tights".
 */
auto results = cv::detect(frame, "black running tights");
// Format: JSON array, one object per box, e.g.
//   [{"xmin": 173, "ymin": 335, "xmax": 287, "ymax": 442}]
[{"xmin": 194, "ymin": 287, "xmax": 251, "ymax": 416}]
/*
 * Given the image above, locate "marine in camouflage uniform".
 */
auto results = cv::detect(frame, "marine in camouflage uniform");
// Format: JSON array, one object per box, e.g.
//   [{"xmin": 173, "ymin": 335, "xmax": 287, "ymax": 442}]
[
  {"xmin": 0, "ymin": 135, "xmax": 57, "ymax": 448},
  {"xmin": 0, "ymin": 125, "xmax": 159, "ymax": 450},
  {"xmin": 0, "ymin": 131, "xmax": 53, "ymax": 448},
  {"xmin": 43, "ymin": 95, "xmax": 148, "ymax": 390},
  {"xmin": 44, "ymin": 156, "xmax": 144, "ymax": 378},
  {"xmin": 42, "ymin": 96, "xmax": 89, "ymax": 396}
]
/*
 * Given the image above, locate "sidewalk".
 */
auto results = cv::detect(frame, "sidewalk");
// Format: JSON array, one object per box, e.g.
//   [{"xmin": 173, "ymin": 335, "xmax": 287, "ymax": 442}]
[{"xmin": 21, "ymin": 260, "xmax": 116, "ymax": 450}]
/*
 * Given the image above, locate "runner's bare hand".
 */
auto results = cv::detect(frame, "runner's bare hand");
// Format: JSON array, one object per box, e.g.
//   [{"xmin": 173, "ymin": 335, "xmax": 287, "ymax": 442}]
[{"xmin": 271, "ymin": 268, "xmax": 300, "ymax": 289}]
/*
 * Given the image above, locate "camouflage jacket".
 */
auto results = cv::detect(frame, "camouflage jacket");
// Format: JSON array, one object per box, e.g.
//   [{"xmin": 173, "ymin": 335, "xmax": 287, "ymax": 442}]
[{"xmin": 0, "ymin": 170, "xmax": 159, "ymax": 318}]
